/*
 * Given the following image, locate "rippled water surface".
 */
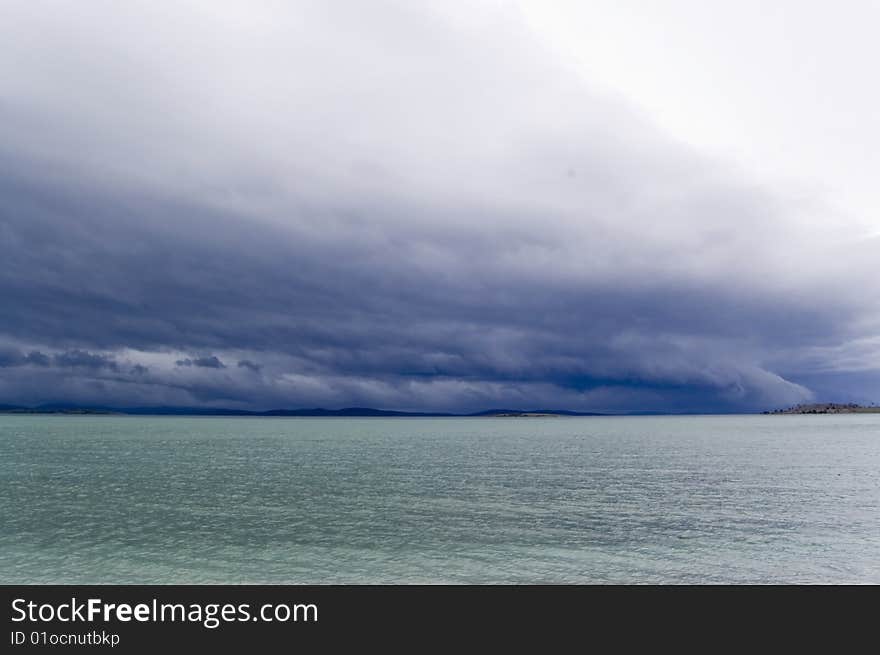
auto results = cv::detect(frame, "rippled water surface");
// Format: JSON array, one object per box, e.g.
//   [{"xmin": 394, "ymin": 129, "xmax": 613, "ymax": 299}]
[{"xmin": 1, "ymin": 415, "xmax": 878, "ymax": 583}]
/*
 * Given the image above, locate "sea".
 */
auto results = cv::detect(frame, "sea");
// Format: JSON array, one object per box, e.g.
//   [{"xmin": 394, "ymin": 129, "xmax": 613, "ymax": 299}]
[{"xmin": 1, "ymin": 414, "xmax": 878, "ymax": 584}]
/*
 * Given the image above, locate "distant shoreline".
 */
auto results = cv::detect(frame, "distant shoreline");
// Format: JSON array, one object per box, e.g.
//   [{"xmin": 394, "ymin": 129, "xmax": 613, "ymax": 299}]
[
  {"xmin": 763, "ymin": 403, "xmax": 880, "ymax": 414},
  {"xmin": 3, "ymin": 403, "xmax": 878, "ymax": 417},
  {"xmin": 0, "ymin": 405, "xmax": 606, "ymax": 418}
]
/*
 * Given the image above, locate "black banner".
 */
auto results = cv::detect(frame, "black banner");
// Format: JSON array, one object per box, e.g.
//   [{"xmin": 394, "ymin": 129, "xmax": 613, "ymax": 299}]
[{"xmin": 1, "ymin": 585, "xmax": 871, "ymax": 651}]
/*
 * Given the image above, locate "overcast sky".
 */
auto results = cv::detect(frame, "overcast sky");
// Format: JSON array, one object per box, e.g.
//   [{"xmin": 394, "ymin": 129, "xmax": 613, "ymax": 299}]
[{"xmin": 1, "ymin": 0, "xmax": 877, "ymax": 412}]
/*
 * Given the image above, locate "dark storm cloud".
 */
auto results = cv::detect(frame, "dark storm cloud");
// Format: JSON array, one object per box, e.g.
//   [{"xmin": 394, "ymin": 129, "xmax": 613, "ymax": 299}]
[
  {"xmin": 25, "ymin": 351, "xmax": 52, "ymax": 367},
  {"xmin": 53, "ymin": 350, "xmax": 119, "ymax": 371},
  {"xmin": 0, "ymin": 348, "xmax": 78, "ymax": 368},
  {"xmin": 176, "ymin": 356, "xmax": 226, "ymax": 369},
  {"xmin": 0, "ymin": 1, "xmax": 876, "ymax": 411},
  {"xmin": 0, "ymin": 348, "xmax": 24, "ymax": 368}
]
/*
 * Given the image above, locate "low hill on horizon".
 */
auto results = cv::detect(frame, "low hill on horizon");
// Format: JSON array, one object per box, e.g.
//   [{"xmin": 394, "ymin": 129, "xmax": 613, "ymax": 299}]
[{"xmin": 0, "ymin": 403, "xmax": 607, "ymax": 417}]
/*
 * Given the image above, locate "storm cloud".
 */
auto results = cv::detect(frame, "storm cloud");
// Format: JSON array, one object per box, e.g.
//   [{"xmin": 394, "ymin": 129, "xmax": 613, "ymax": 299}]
[
  {"xmin": 0, "ymin": 1, "xmax": 877, "ymax": 412},
  {"xmin": 177, "ymin": 356, "xmax": 226, "ymax": 369}
]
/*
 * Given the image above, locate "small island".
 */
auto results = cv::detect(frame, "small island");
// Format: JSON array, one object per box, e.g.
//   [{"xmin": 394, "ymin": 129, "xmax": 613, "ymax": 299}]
[{"xmin": 764, "ymin": 403, "xmax": 880, "ymax": 414}]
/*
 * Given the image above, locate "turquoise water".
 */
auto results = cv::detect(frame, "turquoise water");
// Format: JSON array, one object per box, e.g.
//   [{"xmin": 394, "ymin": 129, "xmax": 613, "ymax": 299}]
[{"xmin": 1, "ymin": 415, "xmax": 878, "ymax": 583}]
